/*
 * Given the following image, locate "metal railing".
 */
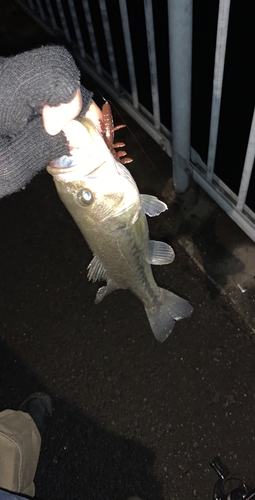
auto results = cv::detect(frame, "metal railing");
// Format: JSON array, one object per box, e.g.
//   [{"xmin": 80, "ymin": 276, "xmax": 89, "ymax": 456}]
[{"xmin": 15, "ymin": 0, "xmax": 255, "ymax": 243}]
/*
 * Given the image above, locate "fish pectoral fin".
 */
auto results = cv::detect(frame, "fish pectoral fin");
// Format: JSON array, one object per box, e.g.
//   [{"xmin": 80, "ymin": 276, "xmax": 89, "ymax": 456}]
[
  {"xmin": 140, "ymin": 194, "xmax": 168, "ymax": 217},
  {"xmin": 148, "ymin": 240, "xmax": 175, "ymax": 265},
  {"xmin": 87, "ymin": 256, "xmax": 108, "ymax": 282},
  {"xmin": 95, "ymin": 280, "xmax": 118, "ymax": 304}
]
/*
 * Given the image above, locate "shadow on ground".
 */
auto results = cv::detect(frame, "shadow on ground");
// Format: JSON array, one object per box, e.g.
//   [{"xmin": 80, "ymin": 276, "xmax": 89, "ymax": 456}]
[{"xmin": 0, "ymin": 339, "xmax": 162, "ymax": 500}]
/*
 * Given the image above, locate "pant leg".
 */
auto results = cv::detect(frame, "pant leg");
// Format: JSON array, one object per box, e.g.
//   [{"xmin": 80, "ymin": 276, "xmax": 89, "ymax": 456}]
[
  {"xmin": 0, "ymin": 409, "xmax": 41, "ymax": 497},
  {"xmin": 0, "ymin": 490, "xmax": 26, "ymax": 500}
]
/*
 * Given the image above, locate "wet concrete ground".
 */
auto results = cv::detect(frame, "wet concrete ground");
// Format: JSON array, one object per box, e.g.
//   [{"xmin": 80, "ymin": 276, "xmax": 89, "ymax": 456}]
[{"xmin": 1, "ymin": 2, "xmax": 255, "ymax": 499}]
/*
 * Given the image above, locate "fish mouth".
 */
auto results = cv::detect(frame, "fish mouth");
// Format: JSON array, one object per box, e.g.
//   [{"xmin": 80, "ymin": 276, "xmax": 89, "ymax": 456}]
[
  {"xmin": 47, "ymin": 155, "xmax": 77, "ymax": 176},
  {"xmin": 47, "ymin": 117, "xmax": 117, "ymax": 180},
  {"xmin": 47, "ymin": 156, "xmax": 107, "ymax": 179}
]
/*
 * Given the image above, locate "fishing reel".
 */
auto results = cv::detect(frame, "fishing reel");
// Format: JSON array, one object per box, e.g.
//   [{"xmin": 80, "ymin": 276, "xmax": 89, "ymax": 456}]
[{"xmin": 210, "ymin": 456, "xmax": 255, "ymax": 499}]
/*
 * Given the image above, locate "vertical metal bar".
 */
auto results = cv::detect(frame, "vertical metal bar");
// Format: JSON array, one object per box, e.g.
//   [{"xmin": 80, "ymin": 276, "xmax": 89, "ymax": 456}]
[
  {"xmin": 118, "ymin": 0, "xmax": 139, "ymax": 108},
  {"xmin": 27, "ymin": 0, "xmax": 34, "ymax": 11},
  {"xmin": 34, "ymin": 0, "xmax": 46, "ymax": 20},
  {"xmin": 98, "ymin": 0, "xmax": 119, "ymax": 91},
  {"xmin": 168, "ymin": 0, "xmax": 192, "ymax": 193},
  {"xmin": 144, "ymin": 0, "xmax": 160, "ymax": 129},
  {"xmin": 55, "ymin": 0, "xmax": 71, "ymax": 42},
  {"xmin": 66, "ymin": 0, "xmax": 86, "ymax": 58},
  {"xmin": 44, "ymin": 0, "xmax": 58, "ymax": 29},
  {"xmin": 207, "ymin": 0, "xmax": 231, "ymax": 181},
  {"xmin": 236, "ymin": 106, "xmax": 255, "ymax": 211},
  {"xmin": 81, "ymin": 0, "xmax": 102, "ymax": 73}
]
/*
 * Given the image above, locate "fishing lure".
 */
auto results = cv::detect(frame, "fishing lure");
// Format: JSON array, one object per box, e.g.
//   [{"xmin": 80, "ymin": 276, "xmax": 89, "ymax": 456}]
[{"xmin": 101, "ymin": 101, "xmax": 133, "ymax": 165}]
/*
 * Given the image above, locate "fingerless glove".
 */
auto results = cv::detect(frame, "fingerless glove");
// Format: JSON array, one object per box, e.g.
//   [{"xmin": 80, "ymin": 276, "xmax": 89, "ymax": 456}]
[{"xmin": 0, "ymin": 45, "xmax": 93, "ymax": 198}]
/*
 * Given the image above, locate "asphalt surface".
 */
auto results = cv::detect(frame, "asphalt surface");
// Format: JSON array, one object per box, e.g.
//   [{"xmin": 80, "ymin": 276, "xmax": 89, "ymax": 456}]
[{"xmin": 1, "ymin": 3, "xmax": 255, "ymax": 500}]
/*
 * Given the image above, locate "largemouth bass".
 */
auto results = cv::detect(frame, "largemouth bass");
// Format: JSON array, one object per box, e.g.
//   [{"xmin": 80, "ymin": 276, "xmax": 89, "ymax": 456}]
[{"xmin": 47, "ymin": 118, "xmax": 193, "ymax": 342}]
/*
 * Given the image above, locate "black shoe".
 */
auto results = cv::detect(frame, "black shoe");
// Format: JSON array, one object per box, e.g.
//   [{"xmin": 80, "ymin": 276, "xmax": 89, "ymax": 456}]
[{"xmin": 19, "ymin": 392, "xmax": 52, "ymax": 434}]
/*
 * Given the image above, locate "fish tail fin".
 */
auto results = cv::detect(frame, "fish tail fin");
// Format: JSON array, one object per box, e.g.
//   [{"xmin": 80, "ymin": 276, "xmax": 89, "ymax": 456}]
[{"xmin": 145, "ymin": 288, "xmax": 193, "ymax": 343}]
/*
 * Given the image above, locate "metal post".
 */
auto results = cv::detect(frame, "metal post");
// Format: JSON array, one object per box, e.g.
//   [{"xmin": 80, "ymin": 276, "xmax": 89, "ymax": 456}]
[
  {"xmin": 236, "ymin": 105, "xmax": 255, "ymax": 211},
  {"xmin": 207, "ymin": 0, "xmax": 231, "ymax": 181},
  {"xmin": 67, "ymin": 0, "xmax": 86, "ymax": 59},
  {"xmin": 81, "ymin": 0, "xmax": 102, "ymax": 74},
  {"xmin": 144, "ymin": 0, "xmax": 161, "ymax": 129},
  {"xmin": 55, "ymin": 0, "xmax": 71, "ymax": 42},
  {"xmin": 168, "ymin": 0, "xmax": 192, "ymax": 193},
  {"xmin": 98, "ymin": 0, "xmax": 119, "ymax": 92},
  {"xmin": 44, "ymin": 0, "xmax": 58, "ymax": 30},
  {"xmin": 35, "ymin": 0, "xmax": 45, "ymax": 20},
  {"xmin": 119, "ymin": 0, "xmax": 139, "ymax": 108}
]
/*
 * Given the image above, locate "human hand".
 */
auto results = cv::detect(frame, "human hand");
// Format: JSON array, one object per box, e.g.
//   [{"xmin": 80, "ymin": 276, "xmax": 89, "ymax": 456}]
[
  {"xmin": 42, "ymin": 89, "xmax": 83, "ymax": 136},
  {"xmin": 84, "ymin": 101, "xmax": 103, "ymax": 133},
  {"xmin": 0, "ymin": 45, "xmax": 94, "ymax": 198},
  {"xmin": 60, "ymin": 101, "xmax": 103, "ymax": 151},
  {"xmin": 42, "ymin": 94, "xmax": 103, "ymax": 150}
]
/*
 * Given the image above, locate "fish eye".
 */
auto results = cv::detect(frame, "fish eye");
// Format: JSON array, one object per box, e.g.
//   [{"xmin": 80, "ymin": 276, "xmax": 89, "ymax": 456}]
[{"xmin": 77, "ymin": 189, "xmax": 93, "ymax": 206}]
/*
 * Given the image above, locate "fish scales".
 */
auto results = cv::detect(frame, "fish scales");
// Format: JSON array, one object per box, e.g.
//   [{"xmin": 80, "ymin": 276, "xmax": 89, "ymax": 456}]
[
  {"xmin": 58, "ymin": 176, "xmax": 157, "ymax": 305},
  {"xmin": 47, "ymin": 117, "xmax": 193, "ymax": 342}
]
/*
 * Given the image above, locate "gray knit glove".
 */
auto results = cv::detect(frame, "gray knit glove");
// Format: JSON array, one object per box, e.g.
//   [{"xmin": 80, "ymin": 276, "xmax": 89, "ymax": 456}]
[{"xmin": 0, "ymin": 45, "xmax": 93, "ymax": 198}]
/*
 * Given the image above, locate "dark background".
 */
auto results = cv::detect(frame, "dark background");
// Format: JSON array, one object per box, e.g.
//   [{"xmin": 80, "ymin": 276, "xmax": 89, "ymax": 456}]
[
  {"xmin": 1, "ymin": 2, "xmax": 255, "ymax": 500},
  {"xmin": 33, "ymin": 0, "xmax": 255, "ymax": 210}
]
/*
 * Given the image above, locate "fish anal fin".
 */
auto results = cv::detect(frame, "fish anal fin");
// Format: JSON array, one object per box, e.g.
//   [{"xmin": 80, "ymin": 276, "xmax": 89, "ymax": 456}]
[
  {"xmin": 140, "ymin": 194, "xmax": 167, "ymax": 217},
  {"xmin": 149, "ymin": 240, "xmax": 175, "ymax": 265}
]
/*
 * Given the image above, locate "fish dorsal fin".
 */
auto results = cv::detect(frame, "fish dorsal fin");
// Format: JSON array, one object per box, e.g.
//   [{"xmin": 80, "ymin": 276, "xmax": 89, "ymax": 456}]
[
  {"xmin": 140, "ymin": 194, "xmax": 168, "ymax": 217},
  {"xmin": 149, "ymin": 240, "xmax": 175, "ymax": 265},
  {"xmin": 87, "ymin": 256, "xmax": 108, "ymax": 282}
]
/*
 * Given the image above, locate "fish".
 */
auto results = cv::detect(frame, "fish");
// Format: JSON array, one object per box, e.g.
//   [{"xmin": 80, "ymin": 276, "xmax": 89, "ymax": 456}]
[{"xmin": 47, "ymin": 117, "xmax": 193, "ymax": 342}]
